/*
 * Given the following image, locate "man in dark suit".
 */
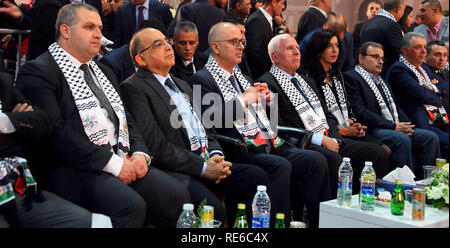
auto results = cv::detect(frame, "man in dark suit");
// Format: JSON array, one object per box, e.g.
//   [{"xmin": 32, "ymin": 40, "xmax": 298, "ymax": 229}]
[
  {"xmin": 15, "ymin": 3, "xmax": 189, "ymax": 228},
  {"xmin": 179, "ymin": 0, "xmax": 226, "ymax": 53},
  {"xmin": 0, "ymin": 72, "xmax": 95, "ymax": 228},
  {"xmin": 27, "ymin": 0, "xmax": 103, "ymax": 60},
  {"xmin": 344, "ymin": 41, "xmax": 440, "ymax": 178},
  {"xmin": 386, "ymin": 32, "xmax": 448, "ymax": 160},
  {"xmin": 225, "ymin": 0, "xmax": 252, "ymax": 22},
  {"xmin": 189, "ymin": 22, "xmax": 330, "ymax": 228},
  {"xmin": 353, "ymin": 1, "xmax": 381, "ymax": 62},
  {"xmin": 245, "ymin": 0, "xmax": 286, "ymax": 79},
  {"xmin": 423, "ymin": 40, "xmax": 449, "ymax": 112},
  {"xmin": 120, "ymin": 27, "xmax": 270, "ymax": 226},
  {"xmin": 295, "ymin": 0, "xmax": 331, "ymax": 43},
  {"xmin": 169, "ymin": 21, "xmax": 208, "ymax": 82},
  {"xmin": 360, "ymin": 0, "xmax": 406, "ymax": 77},
  {"xmin": 111, "ymin": 0, "xmax": 172, "ymax": 48}
]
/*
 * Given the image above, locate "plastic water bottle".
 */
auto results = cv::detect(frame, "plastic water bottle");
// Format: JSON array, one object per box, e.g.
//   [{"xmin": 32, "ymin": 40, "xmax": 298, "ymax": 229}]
[
  {"xmin": 176, "ymin": 203, "xmax": 196, "ymax": 228},
  {"xmin": 337, "ymin": 157, "xmax": 353, "ymax": 206},
  {"xmin": 360, "ymin": 161, "xmax": 376, "ymax": 211},
  {"xmin": 252, "ymin": 185, "xmax": 271, "ymax": 228}
]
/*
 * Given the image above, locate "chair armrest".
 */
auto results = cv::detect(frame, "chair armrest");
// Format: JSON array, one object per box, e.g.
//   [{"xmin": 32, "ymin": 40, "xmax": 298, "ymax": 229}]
[
  {"xmin": 277, "ymin": 126, "xmax": 313, "ymax": 149},
  {"xmin": 212, "ymin": 134, "xmax": 250, "ymax": 163}
]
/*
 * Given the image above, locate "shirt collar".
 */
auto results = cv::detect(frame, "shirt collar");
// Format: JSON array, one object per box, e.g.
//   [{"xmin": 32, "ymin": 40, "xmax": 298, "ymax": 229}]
[
  {"xmin": 427, "ymin": 17, "xmax": 443, "ymax": 38},
  {"xmin": 137, "ymin": 0, "xmax": 150, "ymax": 9},
  {"xmin": 310, "ymin": 6, "xmax": 328, "ymax": 18},
  {"xmin": 276, "ymin": 66, "xmax": 294, "ymax": 80},
  {"xmin": 259, "ymin": 7, "xmax": 273, "ymax": 28},
  {"xmin": 153, "ymin": 73, "xmax": 173, "ymax": 88},
  {"xmin": 61, "ymin": 47, "xmax": 91, "ymax": 69},
  {"xmin": 182, "ymin": 57, "xmax": 194, "ymax": 67}
]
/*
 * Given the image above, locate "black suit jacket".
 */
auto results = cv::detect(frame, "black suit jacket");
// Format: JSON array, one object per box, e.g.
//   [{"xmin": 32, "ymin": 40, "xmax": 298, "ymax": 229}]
[
  {"xmin": 119, "ymin": 68, "xmax": 222, "ymax": 183},
  {"xmin": 360, "ymin": 15, "xmax": 403, "ymax": 77},
  {"xmin": 27, "ymin": 0, "xmax": 102, "ymax": 60},
  {"xmin": 111, "ymin": 0, "xmax": 173, "ymax": 48},
  {"xmin": 245, "ymin": 8, "xmax": 274, "ymax": 79},
  {"xmin": 169, "ymin": 51, "xmax": 208, "ymax": 82},
  {"xmin": 179, "ymin": 0, "xmax": 225, "ymax": 52},
  {"xmin": 257, "ymin": 71, "xmax": 342, "ymax": 140},
  {"xmin": 0, "ymin": 72, "xmax": 49, "ymax": 157},
  {"xmin": 14, "ymin": 52, "xmax": 148, "ymax": 198},
  {"xmin": 99, "ymin": 44, "xmax": 135, "ymax": 83},
  {"xmin": 343, "ymin": 70, "xmax": 410, "ymax": 132},
  {"xmin": 295, "ymin": 7, "xmax": 327, "ymax": 43}
]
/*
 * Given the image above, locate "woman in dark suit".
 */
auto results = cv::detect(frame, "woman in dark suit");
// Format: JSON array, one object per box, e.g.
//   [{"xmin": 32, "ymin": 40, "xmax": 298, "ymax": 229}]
[{"xmin": 300, "ymin": 29, "xmax": 390, "ymax": 183}]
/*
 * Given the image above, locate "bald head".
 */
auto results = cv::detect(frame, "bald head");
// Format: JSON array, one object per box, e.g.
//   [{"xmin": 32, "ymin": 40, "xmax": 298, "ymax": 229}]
[{"xmin": 208, "ymin": 22, "xmax": 245, "ymax": 72}]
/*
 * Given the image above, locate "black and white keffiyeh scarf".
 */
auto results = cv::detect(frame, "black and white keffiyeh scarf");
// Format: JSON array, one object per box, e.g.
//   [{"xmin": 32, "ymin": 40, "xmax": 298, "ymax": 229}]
[
  {"xmin": 48, "ymin": 43, "xmax": 130, "ymax": 158},
  {"xmin": 270, "ymin": 65, "xmax": 329, "ymax": 134},
  {"xmin": 399, "ymin": 55, "xmax": 449, "ymax": 124},
  {"xmin": 322, "ymin": 75, "xmax": 350, "ymax": 127},
  {"xmin": 377, "ymin": 8, "xmax": 396, "ymax": 23},
  {"xmin": 205, "ymin": 56, "xmax": 284, "ymax": 149},
  {"xmin": 355, "ymin": 65, "xmax": 400, "ymax": 123}
]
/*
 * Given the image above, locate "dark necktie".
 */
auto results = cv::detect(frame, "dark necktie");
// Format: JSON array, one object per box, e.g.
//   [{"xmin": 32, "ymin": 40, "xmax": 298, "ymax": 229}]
[
  {"xmin": 187, "ymin": 62, "xmax": 194, "ymax": 73},
  {"xmin": 229, "ymin": 75, "xmax": 242, "ymax": 94},
  {"xmin": 291, "ymin": 77, "xmax": 314, "ymax": 110},
  {"xmin": 138, "ymin": 6, "xmax": 145, "ymax": 26},
  {"xmin": 165, "ymin": 78, "xmax": 179, "ymax": 93},
  {"xmin": 79, "ymin": 64, "xmax": 119, "ymax": 132}
]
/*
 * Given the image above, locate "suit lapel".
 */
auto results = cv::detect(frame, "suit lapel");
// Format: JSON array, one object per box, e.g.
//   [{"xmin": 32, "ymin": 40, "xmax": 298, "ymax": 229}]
[
  {"xmin": 137, "ymin": 69, "xmax": 191, "ymax": 141},
  {"xmin": 128, "ymin": 3, "xmax": 137, "ymax": 29},
  {"xmin": 438, "ymin": 17, "xmax": 449, "ymax": 41}
]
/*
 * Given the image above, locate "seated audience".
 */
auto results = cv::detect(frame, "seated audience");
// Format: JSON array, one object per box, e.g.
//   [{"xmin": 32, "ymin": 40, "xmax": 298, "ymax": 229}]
[
  {"xmin": 189, "ymin": 22, "xmax": 331, "ymax": 228},
  {"xmin": 300, "ymin": 29, "xmax": 391, "ymax": 185},
  {"xmin": 120, "ymin": 26, "xmax": 270, "ymax": 226},
  {"xmin": 344, "ymin": 42, "xmax": 440, "ymax": 178},
  {"xmin": 15, "ymin": 3, "xmax": 189, "ymax": 228},
  {"xmin": 1, "ymin": 72, "xmax": 92, "ymax": 228},
  {"xmin": 386, "ymin": 32, "xmax": 448, "ymax": 160}
]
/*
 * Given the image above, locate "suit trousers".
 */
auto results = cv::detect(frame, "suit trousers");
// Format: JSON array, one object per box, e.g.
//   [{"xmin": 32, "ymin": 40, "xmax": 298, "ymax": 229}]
[
  {"xmin": 372, "ymin": 128, "xmax": 441, "ymax": 179},
  {"xmin": 187, "ymin": 163, "xmax": 269, "ymax": 228},
  {"xmin": 250, "ymin": 146, "xmax": 330, "ymax": 228},
  {"xmin": 46, "ymin": 166, "xmax": 189, "ymax": 228},
  {"xmin": 0, "ymin": 190, "xmax": 91, "ymax": 228}
]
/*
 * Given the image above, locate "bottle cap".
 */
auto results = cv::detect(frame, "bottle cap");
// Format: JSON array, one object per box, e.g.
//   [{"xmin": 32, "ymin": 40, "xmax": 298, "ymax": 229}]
[
  {"xmin": 365, "ymin": 161, "xmax": 373, "ymax": 166},
  {"xmin": 257, "ymin": 185, "xmax": 267, "ymax": 191},
  {"xmin": 276, "ymin": 213, "xmax": 285, "ymax": 219},
  {"xmin": 237, "ymin": 203, "xmax": 246, "ymax": 210},
  {"xmin": 183, "ymin": 203, "xmax": 194, "ymax": 211},
  {"xmin": 343, "ymin": 157, "xmax": 350, "ymax": 162},
  {"xmin": 203, "ymin": 205, "xmax": 214, "ymax": 211}
]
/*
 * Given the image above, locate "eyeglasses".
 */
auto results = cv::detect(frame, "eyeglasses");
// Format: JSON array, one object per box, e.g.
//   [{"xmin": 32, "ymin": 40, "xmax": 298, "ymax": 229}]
[
  {"xmin": 363, "ymin": 53, "xmax": 384, "ymax": 62},
  {"xmin": 214, "ymin": 38, "xmax": 247, "ymax": 48},
  {"xmin": 138, "ymin": 38, "xmax": 174, "ymax": 55}
]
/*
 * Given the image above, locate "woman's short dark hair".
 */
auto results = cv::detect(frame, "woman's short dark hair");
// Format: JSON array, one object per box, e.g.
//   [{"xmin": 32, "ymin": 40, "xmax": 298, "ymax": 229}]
[{"xmin": 300, "ymin": 29, "xmax": 342, "ymax": 83}]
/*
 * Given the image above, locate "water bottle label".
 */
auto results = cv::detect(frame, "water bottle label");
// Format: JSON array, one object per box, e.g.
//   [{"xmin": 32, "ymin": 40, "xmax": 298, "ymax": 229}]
[
  {"xmin": 252, "ymin": 213, "xmax": 269, "ymax": 228},
  {"xmin": 361, "ymin": 183, "xmax": 375, "ymax": 195},
  {"xmin": 338, "ymin": 178, "xmax": 352, "ymax": 190}
]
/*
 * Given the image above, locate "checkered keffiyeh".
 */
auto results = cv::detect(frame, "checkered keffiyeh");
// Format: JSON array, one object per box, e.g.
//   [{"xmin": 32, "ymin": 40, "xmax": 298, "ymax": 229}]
[
  {"xmin": 48, "ymin": 43, "xmax": 130, "ymax": 157},
  {"xmin": 321, "ymin": 76, "xmax": 350, "ymax": 127},
  {"xmin": 205, "ymin": 55, "xmax": 284, "ymax": 148},
  {"xmin": 270, "ymin": 65, "xmax": 329, "ymax": 134},
  {"xmin": 355, "ymin": 65, "xmax": 399, "ymax": 123}
]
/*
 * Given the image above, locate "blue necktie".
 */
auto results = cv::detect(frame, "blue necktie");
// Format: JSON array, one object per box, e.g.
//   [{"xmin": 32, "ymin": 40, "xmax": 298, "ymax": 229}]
[{"xmin": 165, "ymin": 78, "xmax": 179, "ymax": 93}]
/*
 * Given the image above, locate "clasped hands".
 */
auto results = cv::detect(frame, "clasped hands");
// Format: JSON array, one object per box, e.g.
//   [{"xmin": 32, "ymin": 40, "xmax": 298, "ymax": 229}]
[
  {"xmin": 339, "ymin": 119, "xmax": 367, "ymax": 138},
  {"xmin": 203, "ymin": 154, "xmax": 232, "ymax": 184},
  {"xmin": 118, "ymin": 154, "xmax": 148, "ymax": 184},
  {"xmin": 242, "ymin": 83, "xmax": 273, "ymax": 106}
]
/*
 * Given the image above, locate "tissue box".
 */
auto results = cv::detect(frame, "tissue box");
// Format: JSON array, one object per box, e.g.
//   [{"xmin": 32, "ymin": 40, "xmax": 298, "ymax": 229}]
[{"xmin": 375, "ymin": 179, "xmax": 415, "ymax": 195}]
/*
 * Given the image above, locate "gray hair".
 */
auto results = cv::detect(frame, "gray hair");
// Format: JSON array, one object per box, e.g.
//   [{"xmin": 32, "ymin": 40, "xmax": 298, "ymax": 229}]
[
  {"xmin": 383, "ymin": 0, "xmax": 405, "ymax": 11},
  {"xmin": 267, "ymin": 34, "xmax": 292, "ymax": 64},
  {"xmin": 402, "ymin": 32, "xmax": 426, "ymax": 50},
  {"xmin": 55, "ymin": 3, "xmax": 98, "ymax": 41},
  {"xmin": 174, "ymin": 21, "xmax": 198, "ymax": 40}
]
